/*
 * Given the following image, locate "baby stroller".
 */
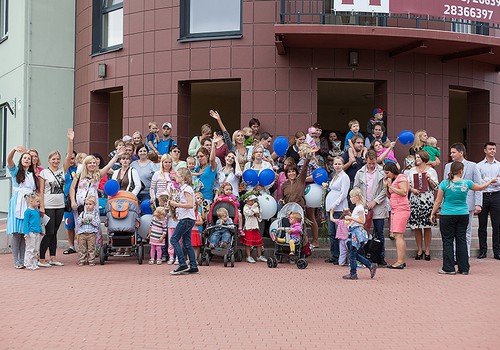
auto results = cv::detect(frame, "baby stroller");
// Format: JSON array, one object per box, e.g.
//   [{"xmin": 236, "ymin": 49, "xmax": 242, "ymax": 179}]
[
  {"xmin": 268, "ymin": 202, "xmax": 309, "ymax": 269},
  {"xmin": 199, "ymin": 199, "xmax": 243, "ymax": 267},
  {"xmin": 101, "ymin": 191, "xmax": 144, "ymax": 264}
]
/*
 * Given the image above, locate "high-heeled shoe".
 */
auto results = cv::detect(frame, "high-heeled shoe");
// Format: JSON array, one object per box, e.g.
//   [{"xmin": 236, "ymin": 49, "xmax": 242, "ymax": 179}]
[
  {"xmin": 415, "ymin": 252, "xmax": 423, "ymax": 260},
  {"xmin": 387, "ymin": 263, "xmax": 406, "ymax": 269},
  {"xmin": 424, "ymin": 253, "xmax": 431, "ymax": 261}
]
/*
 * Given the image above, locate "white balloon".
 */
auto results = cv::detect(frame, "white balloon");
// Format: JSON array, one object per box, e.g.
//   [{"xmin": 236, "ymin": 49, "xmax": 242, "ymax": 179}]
[
  {"xmin": 257, "ymin": 193, "xmax": 278, "ymax": 220},
  {"xmin": 138, "ymin": 214, "xmax": 153, "ymax": 239},
  {"xmin": 304, "ymin": 184, "xmax": 323, "ymax": 208}
]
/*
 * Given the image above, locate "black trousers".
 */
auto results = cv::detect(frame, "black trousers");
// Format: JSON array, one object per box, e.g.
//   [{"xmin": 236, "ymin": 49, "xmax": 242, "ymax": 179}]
[
  {"xmin": 440, "ymin": 215, "xmax": 469, "ymax": 273},
  {"xmin": 478, "ymin": 192, "xmax": 500, "ymax": 255},
  {"xmin": 40, "ymin": 208, "xmax": 64, "ymax": 259}
]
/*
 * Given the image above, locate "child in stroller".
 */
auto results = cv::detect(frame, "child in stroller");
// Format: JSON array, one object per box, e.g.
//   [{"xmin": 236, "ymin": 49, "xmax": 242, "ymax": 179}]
[
  {"xmin": 209, "ymin": 208, "xmax": 235, "ymax": 248},
  {"xmin": 273, "ymin": 212, "xmax": 302, "ymax": 256},
  {"xmin": 200, "ymin": 199, "xmax": 241, "ymax": 267}
]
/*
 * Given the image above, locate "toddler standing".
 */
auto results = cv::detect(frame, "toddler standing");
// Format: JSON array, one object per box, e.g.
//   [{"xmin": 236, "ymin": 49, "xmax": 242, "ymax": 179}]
[
  {"xmin": 330, "ymin": 209, "xmax": 350, "ymax": 266},
  {"xmin": 23, "ymin": 193, "xmax": 44, "ymax": 270},
  {"xmin": 343, "ymin": 188, "xmax": 377, "ymax": 280},
  {"xmin": 240, "ymin": 194, "xmax": 267, "ymax": 263},
  {"xmin": 146, "ymin": 122, "xmax": 160, "ymax": 154},
  {"xmin": 192, "ymin": 192, "xmax": 205, "ymax": 259},
  {"xmin": 76, "ymin": 196, "xmax": 101, "ymax": 266},
  {"xmin": 148, "ymin": 207, "xmax": 167, "ymax": 265}
]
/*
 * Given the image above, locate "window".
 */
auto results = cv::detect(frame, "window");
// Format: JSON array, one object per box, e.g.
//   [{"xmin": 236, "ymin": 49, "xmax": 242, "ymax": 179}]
[
  {"xmin": 0, "ymin": 0, "xmax": 8, "ymax": 43},
  {"xmin": 92, "ymin": 0, "xmax": 123, "ymax": 55},
  {"xmin": 0, "ymin": 105, "xmax": 7, "ymax": 177},
  {"xmin": 179, "ymin": 0, "xmax": 242, "ymax": 42}
]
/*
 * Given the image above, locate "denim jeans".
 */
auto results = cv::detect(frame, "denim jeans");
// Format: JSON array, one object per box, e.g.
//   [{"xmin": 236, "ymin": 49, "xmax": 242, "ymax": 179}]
[
  {"xmin": 209, "ymin": 228, "xmax": 231, "ymax": 246},
  {"xmin": 440, "ymin": 214, "xmax": 469, "ymax": 273},
  {"xmin": 348, "ymin": 241, "xmax": 372, "ymax": 276},
  {"xmin": 372, "ymin": 218, "xmax": 385, "ymax": 258},
  {"xmin": 327, "ymin": 211, "xmax": 341, "ymax": 260},
  {"xmin": 170, "ymin": 218, "xmax": 196, "ymax": 268}
]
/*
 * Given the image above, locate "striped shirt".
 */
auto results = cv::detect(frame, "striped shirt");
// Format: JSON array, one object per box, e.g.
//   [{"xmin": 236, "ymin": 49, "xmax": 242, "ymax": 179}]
[{"xmin": 150, "ymin": 218, "xmax": 167, "ymax": 240}]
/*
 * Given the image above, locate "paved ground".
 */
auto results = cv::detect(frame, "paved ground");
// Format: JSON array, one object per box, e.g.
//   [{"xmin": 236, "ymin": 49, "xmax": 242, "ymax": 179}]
[{"xmin": 1, "ymin": 249, "xmax": 500, "ymax": 350}]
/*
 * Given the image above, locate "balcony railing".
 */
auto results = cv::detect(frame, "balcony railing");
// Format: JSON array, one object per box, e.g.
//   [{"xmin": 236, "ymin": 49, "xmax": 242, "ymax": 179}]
[{"xmin": 279, "ymin": 0, "xmax": 499, "ymax": 37}]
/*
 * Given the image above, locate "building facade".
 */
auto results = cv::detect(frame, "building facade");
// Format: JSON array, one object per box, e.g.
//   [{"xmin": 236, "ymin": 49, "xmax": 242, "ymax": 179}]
[{"xmin": 74, "ymin": 0, "xmax": 500, "ymax": 162}]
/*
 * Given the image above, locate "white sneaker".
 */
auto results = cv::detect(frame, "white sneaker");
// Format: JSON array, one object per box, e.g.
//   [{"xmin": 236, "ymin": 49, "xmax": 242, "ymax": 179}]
[
  {"xmin": 174, "ymin": 258, "xmax": 179, "ymax": 265},
  {"xmin": 49, "ymin": 261, "xmax": 64, "ymax": 266},
  {"xmin": 257, "ymin": 255, "xmax": 268, "ymax": 262},
  {"xmin": 246, "ymin": 256, "xmax": 256, "ymax": 263},
  {"xmin": 167, "ymin": 258, "xmax": 174, "ymax": 265},
  {"xmin": 148, "ymin": 259, "xmax": 155, "ymax": 265},
  {"xmin": 156, "ymin": 260, "xmax": 162, "ymax": 265},
  {"xmin": 37, "ymin": 261, "xmax": 51, "ymax": 268}
]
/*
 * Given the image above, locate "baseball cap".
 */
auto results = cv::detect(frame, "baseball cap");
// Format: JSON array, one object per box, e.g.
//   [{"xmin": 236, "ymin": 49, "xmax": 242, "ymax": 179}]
[
  {"xmin": 162, "ymin": 122, "xmax": 172, "ymax": 129},
  {"xmin": 373, "ymin": 108, "xmax": 384, "ymax": 115},
  {"xmin": 122, "ymin": 135, "xmax": 132, "ymax": 142}
]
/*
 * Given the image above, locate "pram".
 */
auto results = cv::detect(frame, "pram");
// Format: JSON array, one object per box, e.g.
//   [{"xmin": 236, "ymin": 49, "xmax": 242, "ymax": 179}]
[
  {"xmin": 101, "ymin": 191, "xmax": 144, "ymax": 264},
  {"xmin": 199, "ymin": 199, "xmax": 243, "ymax": 267},
  {"xmin": 268, "ymin": 202, "xmax": 309, "ymax": 269}
]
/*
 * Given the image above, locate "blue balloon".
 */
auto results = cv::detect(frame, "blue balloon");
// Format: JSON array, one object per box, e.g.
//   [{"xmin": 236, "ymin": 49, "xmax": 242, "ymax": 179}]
[
  {"xmin": 242, "ymin": 169, "xmax": 259, "ymax": 186},
  {"xmin": 258, "ymin": 169, "xmax": 275, "ymax": 187},
  {"xmin": 313, "ymin": 168, "xmax": 328, "ymax": 185},
  {"xmin": 273, "ymin": 136, "xmax": 289, "ymax": 157},
  {"xmin": 104, "ymin": 179, "xmax": 119, "ymax": 197},
  {"xmin": 398, "ymin": 130, "xmax": 415, "ymax": 145},
  {"xmin": 140, "ymin": 199, "xmax": 153, "ymax": 215}
]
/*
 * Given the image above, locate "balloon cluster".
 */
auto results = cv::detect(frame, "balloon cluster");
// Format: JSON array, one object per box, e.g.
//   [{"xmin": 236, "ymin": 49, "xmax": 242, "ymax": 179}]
[{"xmin": 242, "ymin": 168, "xmax": 276, "ymax": 187}]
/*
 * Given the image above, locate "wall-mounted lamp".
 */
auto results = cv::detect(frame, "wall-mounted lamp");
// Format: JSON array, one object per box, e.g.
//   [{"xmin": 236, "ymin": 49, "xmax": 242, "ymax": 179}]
[
  {"xmin": 98, "ymin": 64, "xmax": 107, "ymax": 78},
  {"xmin": 348, "ymin": 50, "xmax": 359, "ymax": 67}
]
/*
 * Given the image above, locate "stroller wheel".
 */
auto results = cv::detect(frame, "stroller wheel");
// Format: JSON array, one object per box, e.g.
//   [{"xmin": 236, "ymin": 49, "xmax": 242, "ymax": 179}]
[
  {"xmin": 205, "ymin": 253, "xmax": 210, "ymax": 267},
  {"xmin": 297, "ymin": 258, "xmax": 308, "ymax": 270},
  {"xmin": 236, "ymin": 249, "xmax": 243, "ymax": 262},
  {"xmin": 137, "ymin": 244, "xmax": 144, "ymax": 265},
  {"xmin": 267, "ymin": 257, "xmax": 274, "ymax": 268},
  {"xmin": 223, "ymin": 254, "xmax": 228, "ymax": 267},
  {"xmin": 272, "ymin": 257, "xmax": 278, "ymax": 268},
  {"xmin": 100, "ymin": 244, "xmax": 106, "ymax": 265},
  {"xmin": 230, "ymin": 254, "xmax": 235, "ymax": 267},
  {"xmin": 198, "ymin": 253, "xmax": 203, "ymax": 266}
]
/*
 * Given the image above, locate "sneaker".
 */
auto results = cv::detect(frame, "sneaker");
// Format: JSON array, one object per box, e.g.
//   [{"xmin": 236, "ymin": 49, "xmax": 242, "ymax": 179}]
[
  {"xmin": 174, "ymin": 258, "xmax": 179, "ymax": 265},
  {"xmin": 161, "ymin": 256, "xmax": 167, "ymax": 262},
  {"xmin": 89, "ymin": 263, "xmax": 95, "ymax": 266},
  {"xmin": 170, "ymin": 265, "xmax": 189, "ymax": 275},
  {"xmin": 187, "ymin": 267, "xmax": 199, "ymax": 274},
  {"xmin": 369, "ymin": 263, "xmax": 377, "ymax": 279},
  {"xmin": 342, "ymin": 273, "xmax": 358, "ymax": 280},
  {"xmin": 49, "ymin": 261, "xmax": 64, "ymax": 266},
  {"xmin": 257, "ymin": 255, "xmax": 267, "ymax": 262},
  {"xmin": 438, "ymin": 268, "xmax": 456, "ymax": 275},
  {"xmin": 246, "ymin": 256, "xmax": 256, "ymax": 263},
  {"xmin": 148, "ymin": 259, "xmax": 155, "ymax": 265},
  {"xmin": 14, "ymin": 265, "xmax": 24, "ymax": 269},
  {"xmin": 156, "ymin": 260, "xmax": 162, "ymax": 265},
  {"xmin": 167, "ymin": 257, "xmax": 174, "ymax": 265},
  {"xmin": 37, "ymin": 261, "xmax": 51, "ymax": 268},
  {"xmin": 63, "ymin": 247, "xmax": 77, "ymax": 255},
  {"xmin": 77, "ymin": 262, "xmax": 85, "ymax": 266},
  {"xmin": 457, "ymin": 270, "xmax": 469, "ymax": 275}
]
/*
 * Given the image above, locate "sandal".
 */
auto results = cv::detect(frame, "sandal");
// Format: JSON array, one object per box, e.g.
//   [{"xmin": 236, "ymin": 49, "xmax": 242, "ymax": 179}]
[{"xmin": 63, "ymin": 247, "xmax": 77, "ymax": 254}]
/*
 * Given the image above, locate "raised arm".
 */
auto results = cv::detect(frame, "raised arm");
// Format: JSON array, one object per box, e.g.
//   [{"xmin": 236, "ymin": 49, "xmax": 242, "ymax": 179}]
[
  {"xmin": 63, "ymin": 128, "xmax": 75, "ymax": 173},
  {"xmin": 209, "ymin": 135, "xmax": 219, "ymax": 171},
  {"xmin": 7, "ymin": 146, "xmax": 27, "ymax": 169},
  {"xmin": 100, "ymin": 146, "xmax": 124, "ymax": 178}
]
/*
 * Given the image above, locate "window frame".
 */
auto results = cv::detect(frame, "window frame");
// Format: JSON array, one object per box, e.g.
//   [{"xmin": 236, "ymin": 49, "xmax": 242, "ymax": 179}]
[
  {"xmin": 0, "ymin": 104, "xmax": 7, "ymax": 177},
  {"xmin": 0, "ymin": 0, "xmax": 8, "ymax": 44},
  {"xmin": 179, "ymin": 0, "xmax": 243, "ymax": 42},
  {"xmin": 91, "ymin": 0, "xmax": 123, "ymax": 56}
]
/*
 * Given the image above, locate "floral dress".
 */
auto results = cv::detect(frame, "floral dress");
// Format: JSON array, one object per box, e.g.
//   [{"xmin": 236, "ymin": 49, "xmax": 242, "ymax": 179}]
[
  {"xmin": 74, "ymin": 176, "xmax": 102, "ymax": 254},
  {"xmin": 407, "ymin": 167, "xmax": 438, "ymax": 229}
]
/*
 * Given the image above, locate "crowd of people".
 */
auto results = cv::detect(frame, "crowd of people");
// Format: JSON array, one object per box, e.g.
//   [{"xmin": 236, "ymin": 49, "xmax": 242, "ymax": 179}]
[{"xmin": 6, "ymin": 108, "xmax": 500, "ymax": 278}]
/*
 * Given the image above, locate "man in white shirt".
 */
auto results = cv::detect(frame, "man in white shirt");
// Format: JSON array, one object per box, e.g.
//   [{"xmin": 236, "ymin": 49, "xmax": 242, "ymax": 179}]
[{"xmin": 477, "ymin": 142, "xmax": 500, "ymax": 259}]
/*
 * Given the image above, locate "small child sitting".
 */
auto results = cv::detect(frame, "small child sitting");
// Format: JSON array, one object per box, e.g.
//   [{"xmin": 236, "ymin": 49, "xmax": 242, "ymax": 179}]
[
  {"xmin": 330, "ymin": 209, "xmax": 350, "ymax": 266},
  {"xmin": 422, "ymin": 136, "xmax": 440, "ymax": 162},
  {"xmin": 76, "ymin": 196, "xmax": 101, "ymax": 266},
  {"xmin": 305, "ymin": 126, "xmax": 319, "ymax": 148},
  {"xmin": 275, "ymin": 212, "xmax": 302, "ymax": 256},
  {"xmin": 210, "ymin": 207, "xmax": 235, "ymax": 248},
  {"xmin": 148, "ymin": 207, "xmax": 167, "ymax": 265},
  {"xmin": 366, "ymin": 108, "xmax": 386, "ymax": 136},
  {"xmin": 344, "ymin": 119, "xmax": 363, "ymax": 151},
  {"xmin": 215, "ymin": 182, "xmax": 243, "ymax": 234}
]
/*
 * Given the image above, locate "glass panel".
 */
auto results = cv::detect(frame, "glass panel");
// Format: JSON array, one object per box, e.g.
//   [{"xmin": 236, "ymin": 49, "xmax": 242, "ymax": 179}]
[
  {"xmin": 105, "ymin": 0, "xmax": 123, "ymax": 7},
  {"xmin": 190, "ymin": 0, "xmax": 240, "ymax": 34},
  {"xmin": 0, "ymin": 107, "xmax": 5, "ymax": 172},
  {"xmin": 103, "ymin": 8, "xmax": 123, "ymax": 48},
  {"xmin": 0, "ymin": 0, "xmax": 7, "ymax": 38}
]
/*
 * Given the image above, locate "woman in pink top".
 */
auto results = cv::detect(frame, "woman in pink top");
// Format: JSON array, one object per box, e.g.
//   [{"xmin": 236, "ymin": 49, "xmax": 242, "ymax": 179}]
[{"xmin": 384, "ymin": 162, "xmax": 410, "ymax": 269}]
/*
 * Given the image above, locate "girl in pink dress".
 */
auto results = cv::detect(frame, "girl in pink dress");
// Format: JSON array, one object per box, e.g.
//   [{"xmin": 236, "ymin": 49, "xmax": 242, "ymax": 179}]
[{"xmin": 384, "ymin": 162, "xmax": 410, "ymax": 269}]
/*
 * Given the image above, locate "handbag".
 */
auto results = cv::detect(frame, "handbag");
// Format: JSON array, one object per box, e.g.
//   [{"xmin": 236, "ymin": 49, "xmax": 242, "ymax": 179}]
[{"xmin": 363, "ymin": 236, "xmax": 383, "ymax": 263}]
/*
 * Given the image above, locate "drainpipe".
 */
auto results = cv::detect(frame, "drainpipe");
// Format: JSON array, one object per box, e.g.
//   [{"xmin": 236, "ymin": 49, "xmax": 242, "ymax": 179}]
[{"xmin": 24, "ymin": 0, "xmax": 32, "ymax": 147}]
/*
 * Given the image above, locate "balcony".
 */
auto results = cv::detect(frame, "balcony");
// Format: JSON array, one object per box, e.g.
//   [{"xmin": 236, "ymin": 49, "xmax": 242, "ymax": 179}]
[{"xmin": 275, "ymin": 0, "xmax": 500, "ymax": 68}]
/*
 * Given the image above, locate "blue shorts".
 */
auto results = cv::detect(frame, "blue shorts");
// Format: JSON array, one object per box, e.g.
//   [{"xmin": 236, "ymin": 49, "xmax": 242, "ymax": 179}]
[{"xmin": 64, "ymin": 211, "xmax": 75, "ymax": 230}]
